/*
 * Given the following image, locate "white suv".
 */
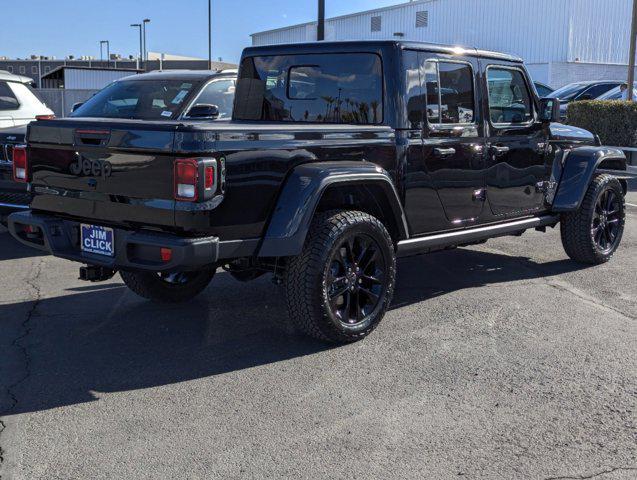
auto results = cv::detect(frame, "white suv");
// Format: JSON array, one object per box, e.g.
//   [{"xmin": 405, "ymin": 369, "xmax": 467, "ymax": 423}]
[{"xmin": 0, "ymin": 70, "xmax": 54, "ymax": 128}]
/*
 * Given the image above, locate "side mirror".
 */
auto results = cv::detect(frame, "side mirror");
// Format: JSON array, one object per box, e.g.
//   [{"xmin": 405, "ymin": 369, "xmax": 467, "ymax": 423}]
[
  {"xmin": 539, "ymin": 98, "xmax": 561, "ymax": 123},
  {"xmin": 71, "ymin": 102, "xmax": 84, "ymax": 113},
  {"xmin": 186, "ymin": 103, "xmax": 220, "ymax": 119}
]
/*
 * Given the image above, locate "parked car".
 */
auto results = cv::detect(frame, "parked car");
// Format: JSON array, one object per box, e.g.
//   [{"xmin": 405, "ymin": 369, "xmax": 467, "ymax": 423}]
[
  {"xmin": 70, "ymin": 69, "xmax": 237, "ymax": 120},
  {"xmin": 596, "ymin": 83, "xmax": 637, "ymax": 101},
  {"xmin": 0, "ymin": 70, "xmax": 54, "ymax": 128},
  {"xmin": 533, "ymin": 81, "xmax": 554, "ymax": 98},
  {"xmin": 8, "ymin": 41, "xmax": 633, "ymax": 344},
  {"xmin": 547, "ymin": 81, "xmax": 623, "ymax": 120},
  {"xmin": 0, "ymin": 125, "xmax": 30, "ymax": 224},
  {"xmin": 0, "ymin": 70, "xmax": 237, "ymax": 224}
]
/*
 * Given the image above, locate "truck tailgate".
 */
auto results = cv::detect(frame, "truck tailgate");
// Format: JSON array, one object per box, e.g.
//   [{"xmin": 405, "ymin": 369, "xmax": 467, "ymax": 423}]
[{"xmin": 28, "ymin": 118, "xmax": 179, "ymax": 229}]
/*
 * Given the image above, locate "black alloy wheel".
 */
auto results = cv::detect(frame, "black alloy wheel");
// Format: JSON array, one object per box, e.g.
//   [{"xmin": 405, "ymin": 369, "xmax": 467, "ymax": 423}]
[
  {"xmin": 591, "ymin": 188, "xmax": 622, "ymax": 254},
  {"xmin": 325, "ymin": 233, "xmax": 387, "ymax": 327},
  {"xmin": 561, "ymin": 174, "xmax": 625, "ymax": 265},
  {"xmin": 285, "ymin": 210, "xmax": 396, "ymax": 343}
]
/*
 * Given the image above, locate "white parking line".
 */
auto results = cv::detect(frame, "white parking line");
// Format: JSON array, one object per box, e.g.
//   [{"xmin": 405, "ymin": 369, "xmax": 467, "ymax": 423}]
[{"xmin": 627, "ymin": 203, "xmax": 637, "ymax": 208}]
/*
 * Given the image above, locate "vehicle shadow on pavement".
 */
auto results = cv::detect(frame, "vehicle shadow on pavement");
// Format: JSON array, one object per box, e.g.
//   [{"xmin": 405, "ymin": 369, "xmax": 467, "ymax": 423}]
[
  {"xmin": 0, "ymin": 244, "xmax": 589, "ymax": 416},
  {"xmin": 391, "ymin": 247, "xmax": 589, "ymax": 309},
  {"xmin": 0, "ymin": 231, "xmax": 47, "ymax": 260}
]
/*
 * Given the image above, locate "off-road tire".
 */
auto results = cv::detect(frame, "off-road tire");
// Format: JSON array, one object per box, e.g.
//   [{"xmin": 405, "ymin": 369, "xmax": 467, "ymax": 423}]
[
  {"xmin": 120, "ymin": 269, "xmax": 215, "ymax": 303},
  {"xmin": 560, "ymin": 174, "xmax": 625, "ymax": 264},
  {"xmin": 285, "ymin": 210, "xmax": 396, "ymax": 343}
]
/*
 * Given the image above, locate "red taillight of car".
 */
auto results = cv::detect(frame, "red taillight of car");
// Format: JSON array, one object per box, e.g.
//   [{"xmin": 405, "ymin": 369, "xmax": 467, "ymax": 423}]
[
  {"xmin": 12, "ymin": 146, "xmax": 28, "ymax": 182},
  {"xmin": 35, "ymin": 114, "xmax": 56, "ymax": 120},
  {"xmin": 204, "ymin": 165, "xmax": 216, "ymax": 191},
  {"xmin": 174, "ymin": 158, "xmax": 199, "ymax": 201}
]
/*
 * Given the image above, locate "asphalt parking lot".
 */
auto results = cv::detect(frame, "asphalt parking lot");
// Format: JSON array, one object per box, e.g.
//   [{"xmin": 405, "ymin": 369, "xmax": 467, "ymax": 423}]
[{"xmin": 0, "ymin": 196, "xmax": 636, "ymax": 480}]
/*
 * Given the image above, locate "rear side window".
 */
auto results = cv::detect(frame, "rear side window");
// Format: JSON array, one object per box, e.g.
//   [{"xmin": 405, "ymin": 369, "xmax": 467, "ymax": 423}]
[
  {"xmin": 424, "ymin": 61, "xmax": 475, "ymax": 125},
  {"xmin": 189, "ymin": 77, "xmax": 236, "ymax": 119},
  {"xmin": 580, "ymin": 83, "xmax": 618, "ymax": 100},
  {"xmin": 234, "ymin": 53, "xmax": 383, "ymax": 124},
  {"xmin": 71, "ymin": 80, "xmax": 200, "ymax": 120},
  {"xmin": 0, "ymin": 82, "xmax": 19, "ymax": 110},
  {"xmin": 487, "ymin": 68, "xmax": 533, "ymax": 124}
]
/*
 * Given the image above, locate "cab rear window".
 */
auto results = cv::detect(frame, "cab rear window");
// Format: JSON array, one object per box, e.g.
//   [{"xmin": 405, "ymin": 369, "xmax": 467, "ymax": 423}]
[
  {"xmin": 71, "ymin": 80, "xmax": 200, "ymax": 120},
  {"xmin": 234, "ymin": 53, "xmax": 383, "ymax": 124}
]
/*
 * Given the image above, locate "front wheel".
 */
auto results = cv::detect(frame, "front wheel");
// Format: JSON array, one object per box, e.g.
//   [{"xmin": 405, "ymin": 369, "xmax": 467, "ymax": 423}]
[
  {"xmin": 285, "ymin": 210, "xmax": 396, "ymax": 344},
  {"xmin": 560, "ymin": 174, "xmax": 625, "ymax": 264},
  {"xmin": 120, "ymin": 269, "xmax": 215, "ymax": 303}
]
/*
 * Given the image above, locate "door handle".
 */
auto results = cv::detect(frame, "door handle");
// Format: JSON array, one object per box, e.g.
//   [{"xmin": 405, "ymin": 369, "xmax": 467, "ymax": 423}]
[
  {"xmin": 433, "ymin": 147, "xmax": 456, "ymax": 157},
  {"xmin": 489, "ymin": 145, "xmax": 510, "ymax": 157}
]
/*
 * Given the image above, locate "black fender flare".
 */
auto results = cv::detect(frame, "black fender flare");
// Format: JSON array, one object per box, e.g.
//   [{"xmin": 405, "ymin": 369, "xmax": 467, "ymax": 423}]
[
  {"xmin": 551, "ymin": 147, "xmax": 628, "ymax": 212},
  {"xmin": 258, "ymin": 161, "xmax": 409, "ymax": 257}
]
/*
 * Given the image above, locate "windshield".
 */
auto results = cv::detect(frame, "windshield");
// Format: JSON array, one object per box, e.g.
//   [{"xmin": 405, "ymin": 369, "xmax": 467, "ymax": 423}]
[
  {"xmin": 71, "ymin": 79, "xmax": 201, "ymax": 120},
  {"xmin": 547, "ymin": 83, "xmax": 589, "ymax": 101}
]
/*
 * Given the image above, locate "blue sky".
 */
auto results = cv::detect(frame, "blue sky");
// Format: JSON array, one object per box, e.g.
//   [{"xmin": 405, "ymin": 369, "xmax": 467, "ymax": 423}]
[{"xmin": 1, "ymin": 0, "xmax": 400, "ymax": 63}]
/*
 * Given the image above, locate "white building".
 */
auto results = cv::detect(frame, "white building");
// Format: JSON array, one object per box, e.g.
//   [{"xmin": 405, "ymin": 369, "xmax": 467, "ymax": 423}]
[{"xmin": 251, "ymin": 0, "xmax": 635, "ymax": 88}]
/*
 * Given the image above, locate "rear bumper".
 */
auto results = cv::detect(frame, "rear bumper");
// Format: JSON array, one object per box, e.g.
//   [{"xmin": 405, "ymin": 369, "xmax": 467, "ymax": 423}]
[
  {"xmin": 0, "ymin": 173, "xmax": 31, "ymax": 220},
  {"xmin": 8, "ymin": 211, "xmax": 259, "ymax": 272}
]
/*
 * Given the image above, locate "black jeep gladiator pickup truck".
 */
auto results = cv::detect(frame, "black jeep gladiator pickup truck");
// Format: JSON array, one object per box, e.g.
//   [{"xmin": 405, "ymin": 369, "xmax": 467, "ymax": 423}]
[{"xmin": 9, "ymin": 41, "xmax": 632, "ymax": 343}]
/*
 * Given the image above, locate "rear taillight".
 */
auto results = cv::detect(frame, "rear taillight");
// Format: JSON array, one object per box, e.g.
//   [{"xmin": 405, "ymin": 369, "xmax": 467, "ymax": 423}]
[
  {"xmin": 174, "ymin": 158, "xmax": 199, "ymax": 201},
  {"xmin": 13, "ymin": 146, "xmax": 28, "ymax": 182},
  {"xmin": 35, "ymin": 114, "xmax": 56, "ymax": 120}
]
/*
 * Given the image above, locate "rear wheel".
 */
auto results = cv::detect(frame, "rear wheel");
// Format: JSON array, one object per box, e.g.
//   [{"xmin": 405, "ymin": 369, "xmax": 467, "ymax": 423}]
[
  {"xmin": 285, "ymin": 210, "xmax": 396, "ymax": 343},
  {"xmin": 560, "ymin": 174, "xmax": 625, "ymax": 264},
  {"xmin": 120, "ymin": 269, "xmax": 215, "ymax": 303}
]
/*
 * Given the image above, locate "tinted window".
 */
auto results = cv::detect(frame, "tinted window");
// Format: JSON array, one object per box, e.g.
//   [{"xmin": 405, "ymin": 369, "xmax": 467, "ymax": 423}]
[
  {"xmin": 580, "ymin": 83, "xmax": 618, "ymax": 100},
  {"xmin": 190, "ymin": 77, "xmax": 236, "ymax": 119},
  {"xmin": 404, "ymin": 51, "xmax": 424, "ymax": 129},
  {"xmin": 234, "ymin": 53, "xmax": 383, "ymax": 124},
  {"xmin": 487, "ymin": 68, "xmax": 533, "ymax": 124},
  {"xmin": 424, "ymin": 61, "xmax": 474, "ymax": 124},
  {"xmin": 535, "ymin": 83, "xmax": 553, "ymax": 97},
  {"xmin": 547, "ymin": 82, "xmax": 588, "ymax": 101},
  {"xmin": 0, "ymin": 82, "xmax": 19, "ymax": 110},
  {"xmin": 71, "ymin": 80, "xmax": 200, "ymax": 120}
]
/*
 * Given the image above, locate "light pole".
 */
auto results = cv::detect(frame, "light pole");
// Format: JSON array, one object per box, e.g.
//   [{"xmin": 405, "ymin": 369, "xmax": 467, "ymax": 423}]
[
  {"xmin": 143, "ymin": 18, "xmax": 151, "ymax": 61},
  {"xmin": 100, "ymin": 40, "xmax": 110, "ymax": 68},
  {"xmin": 628, "ymin": 0, "xmax": 637, "ymax": 101},
  {"xmin": 208, "ymin": 0, "xmax": 212, "ymax": 70},
  {"xmin": 318, "ymin": 0, "xmax": 325, "ymax": 41},
  {"xmin": 130, "ymin": 23, "xmax": 143, "ymax": 69}
]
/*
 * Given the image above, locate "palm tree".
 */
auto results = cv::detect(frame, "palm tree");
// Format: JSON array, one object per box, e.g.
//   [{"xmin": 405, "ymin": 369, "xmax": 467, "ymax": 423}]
[
  {"xmin": 321, "ymin": 95, "xmax": 335, "ymax": 122},
  {"xmin": 370, "ymin": 100, "xmax": 380, "ymax": 124}
]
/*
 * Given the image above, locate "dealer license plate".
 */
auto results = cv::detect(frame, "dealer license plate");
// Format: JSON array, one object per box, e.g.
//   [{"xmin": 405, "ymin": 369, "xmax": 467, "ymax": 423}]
[{"xmin": 80, "ymin": 224, "xmax": 114, "ymax": 257}]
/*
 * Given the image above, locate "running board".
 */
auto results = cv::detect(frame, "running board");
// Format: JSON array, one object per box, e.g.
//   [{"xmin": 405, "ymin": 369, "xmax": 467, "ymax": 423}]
[{"xmin": 397, "ymin": 215, "xmax": 559, "ymax": 257}]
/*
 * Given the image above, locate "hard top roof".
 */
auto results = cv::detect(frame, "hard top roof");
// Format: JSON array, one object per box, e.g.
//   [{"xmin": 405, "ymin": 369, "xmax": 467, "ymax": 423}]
[
  {"xmin": 241, "ymin": 40, "xmax": 523, "ymax": 63},
  {"xmin": 117, "ymin": 69, "xmax": 237, "ymax": 82}
]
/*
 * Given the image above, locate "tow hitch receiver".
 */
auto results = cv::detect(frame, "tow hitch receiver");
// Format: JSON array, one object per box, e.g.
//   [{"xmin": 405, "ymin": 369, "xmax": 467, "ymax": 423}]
[{"xmin": 79, "ymin": 265, "xmax": 117, "ymax": 282}]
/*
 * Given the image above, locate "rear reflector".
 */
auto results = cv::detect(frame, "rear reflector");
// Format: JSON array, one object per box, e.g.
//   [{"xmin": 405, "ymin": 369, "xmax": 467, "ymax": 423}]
[
  {"xmin": 204, "ymin": 165, "xmax": 215, "ymax": 190},
  {"xmin": 174, "ymin": 158, "xmax": 199, "ymax": 201},
  {"xmin": 160, "ymin": 247, "xmax": 173, "ymax": 262},
  {"xmin": 12, "ymin": 146, "xmax": 28, "ymax": 182}
]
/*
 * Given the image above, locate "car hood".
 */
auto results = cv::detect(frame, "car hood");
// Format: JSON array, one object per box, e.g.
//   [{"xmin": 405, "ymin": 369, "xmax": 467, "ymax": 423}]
[{"xmin": 549, "ymin": 123, "xmax": 595, "ymax": 145}]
